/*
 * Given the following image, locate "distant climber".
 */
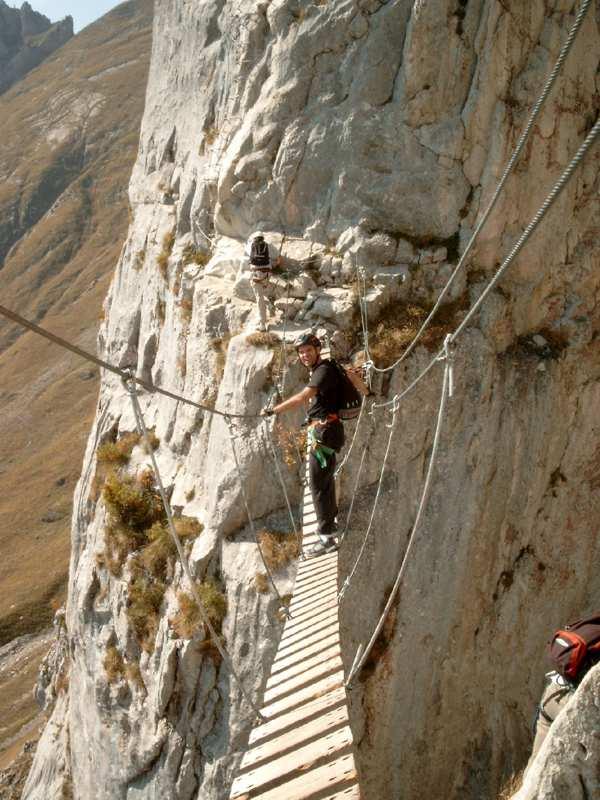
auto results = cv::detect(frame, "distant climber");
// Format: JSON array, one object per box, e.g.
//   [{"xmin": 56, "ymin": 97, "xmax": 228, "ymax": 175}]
[
  {"xmin": 245, "ymin": 232, "xmax": 276, "ymax": 332},
  {"xmin": 262, "ymin": 333, "xmax": 367, "ymax": 556},
  {"xmin": 527, "ymin": 613, "xmax": 600, "ymax": 766}
]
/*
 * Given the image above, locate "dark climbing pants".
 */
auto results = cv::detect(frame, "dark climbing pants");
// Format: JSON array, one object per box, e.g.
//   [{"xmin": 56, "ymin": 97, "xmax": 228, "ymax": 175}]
[{"xmin": 309, "ymin": 450, "xmax": 337, "ymax": 538}]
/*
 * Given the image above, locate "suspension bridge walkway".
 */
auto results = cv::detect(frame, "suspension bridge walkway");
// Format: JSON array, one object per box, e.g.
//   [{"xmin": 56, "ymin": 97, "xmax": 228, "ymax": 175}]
[{"xmin": 229, "ymin": 467, "xmax": 362, "ymax": 800}]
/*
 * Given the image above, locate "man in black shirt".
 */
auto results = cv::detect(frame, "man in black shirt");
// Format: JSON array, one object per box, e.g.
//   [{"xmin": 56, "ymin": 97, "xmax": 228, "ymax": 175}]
[{"xmin": 263, "ymin": 333, "xmax": 344, "ymax": 555}]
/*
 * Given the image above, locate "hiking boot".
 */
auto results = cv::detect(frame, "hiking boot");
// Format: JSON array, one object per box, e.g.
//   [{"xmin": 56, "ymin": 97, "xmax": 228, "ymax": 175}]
[{"xmin": 309, "ymin": 537, "xmax": 338, "ymax": 557}]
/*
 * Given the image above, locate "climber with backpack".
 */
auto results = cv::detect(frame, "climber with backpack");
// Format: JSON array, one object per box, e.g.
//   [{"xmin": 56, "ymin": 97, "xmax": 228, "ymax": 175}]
[
  {"xmin": 262, "ymin": 333, "xmax": 367, "ymax": 556},
  {"xmin": 527, "ymin": 613, "xmax": 600, "ymax": 766},
  {"xmin": 245, "ymin": 232, "xmax": 274, "ymax": 332}
]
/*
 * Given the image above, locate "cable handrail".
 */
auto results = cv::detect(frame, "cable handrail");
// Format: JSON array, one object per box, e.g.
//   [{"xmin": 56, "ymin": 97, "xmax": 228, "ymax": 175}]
[{"xmin": 0, "ymin": 303, "xmax": 260, "ymax": 420}]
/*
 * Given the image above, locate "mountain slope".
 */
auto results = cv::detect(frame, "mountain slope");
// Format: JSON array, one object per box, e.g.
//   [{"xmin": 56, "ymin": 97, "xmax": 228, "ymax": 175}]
[{"xmin": 0, "ymin": 0, "xmax": 153, "ymax": 772}]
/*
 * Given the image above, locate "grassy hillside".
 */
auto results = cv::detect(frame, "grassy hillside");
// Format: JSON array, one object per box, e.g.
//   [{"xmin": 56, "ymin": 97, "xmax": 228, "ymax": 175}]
[{"xmin": 0, "ymin": 0, "xmax": 153, "ymax": 767}]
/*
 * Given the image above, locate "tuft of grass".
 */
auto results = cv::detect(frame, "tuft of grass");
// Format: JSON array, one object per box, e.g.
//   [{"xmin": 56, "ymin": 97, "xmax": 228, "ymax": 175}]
[
  {"xmin": 142, "ymin": 429, "xmax": 160, "ymax": 453},
  {"xmin": 179, "ymin": 296, "xmax": 193, "ymax": 322},
  {"xmin": 137, "ymin": 517, "xmax": 202, "ymax": 580},
  {"xmin": 367, "ymin": 295, "xmax": 468, "ymax": 368},
  {"xmin": 277, "ymin": 425, "xmax": 307, "ymax": 469},
  {"xmin": 97, "ymin": 431, "xmax": 141, "ymax": 465},
  {"xmin": 103, "ymin": 471, "xmax": 165, "ymax": 532},
  {"xmin": 204, "ymin": 126, "xmax": 219, "ymax": 146},
  {"xmin": 246, "ymin": 331, "xmax": 281, "ymax": 348},
  {"xmin": 127, "ymin": 574, "xmax": 166, "ymax": 652},
  {"xmin": 125, "ymin": 661, "xmax": 146, "ymax": 692},
  {"xmin": 258, "ymin": 529, "xmax": 301, "ymax": 571},
  {"xmin": 171, "ymin": 577, "xmax": 227, "ymax": 639},
  {"xmin": 104, "ymin": 644, "xmax": 125, "ymax": 683},
  {"xmin": 497, "ymin": 771, "xmax": 524, "ymax": 799},
  {"xmin": 182, "ymin": 243, "xmax": 210, "ymax": 267},
  {"xmin": 134, "ymin": 248, "xmax": 146, "ymax": 271},
  {"xmin": 254, "ymin": 573, "xmax": 269, "ymax": 594},
  {"xmin": 157, "ymin": 227, "xmax": 175, "ymax": 279}
]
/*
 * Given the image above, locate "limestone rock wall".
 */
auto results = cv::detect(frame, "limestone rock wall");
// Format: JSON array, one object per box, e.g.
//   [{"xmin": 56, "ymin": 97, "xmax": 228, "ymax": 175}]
[{"xmin": 24, "ymin": 1, "xmax": 600, "ymax": 799}]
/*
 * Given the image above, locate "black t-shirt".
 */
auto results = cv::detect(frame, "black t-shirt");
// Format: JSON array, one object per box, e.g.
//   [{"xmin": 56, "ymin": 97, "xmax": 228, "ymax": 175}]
[{"xmin": 307, "ymin": 360, "xmax": 341, "ymax": 420}]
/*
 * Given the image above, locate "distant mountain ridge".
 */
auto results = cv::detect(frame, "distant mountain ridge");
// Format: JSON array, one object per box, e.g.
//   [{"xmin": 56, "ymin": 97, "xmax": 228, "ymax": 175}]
[{"xmin": 0, "ymin": 1, "xmax": 73, "ymax": 94}]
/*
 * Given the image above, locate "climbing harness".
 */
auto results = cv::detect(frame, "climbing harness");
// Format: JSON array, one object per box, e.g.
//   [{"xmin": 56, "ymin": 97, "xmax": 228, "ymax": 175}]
[
  {"xmin": 363, "ymin": 0, "xmax": 595, "ymax": 375},
  {"xmin": 346, "ymin": 348, "xmax": 452, "ymax": 688},
  {"xmin": 123, "ymin": 376, "xmax": 265, "ymax": 720},
  {"xmin": 0, "ymin": 303, "xmax": 261, "ymax": 420},
  {"xmin": 225, "ymin": 416, "xmax": 292, "ymax": 619}
]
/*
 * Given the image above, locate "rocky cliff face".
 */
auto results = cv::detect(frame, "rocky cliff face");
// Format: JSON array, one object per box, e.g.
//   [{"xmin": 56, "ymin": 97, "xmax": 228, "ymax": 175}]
[
  {"xmin": 0, "ymin": 1, "xmax": 73, "ymax": 95},
  {"xmin": 24, "ymin": 1, "xmax": 600, "ymax": 799}
]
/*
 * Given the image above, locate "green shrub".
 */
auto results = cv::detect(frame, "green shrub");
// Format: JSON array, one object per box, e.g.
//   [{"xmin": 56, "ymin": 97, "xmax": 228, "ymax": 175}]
[{"xmin": 103, "ymin": 471, "xmax": 165, "ymax": 532}]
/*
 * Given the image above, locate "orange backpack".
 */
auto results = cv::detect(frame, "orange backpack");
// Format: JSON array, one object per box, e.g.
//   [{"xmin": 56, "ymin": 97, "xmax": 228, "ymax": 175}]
[{"xmin": 549, "ymin": 614, "xmax": 600, "ymax": 681}]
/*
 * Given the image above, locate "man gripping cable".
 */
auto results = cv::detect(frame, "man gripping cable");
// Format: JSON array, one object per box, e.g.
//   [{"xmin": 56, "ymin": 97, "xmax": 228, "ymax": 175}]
[{"xmin": 262, "ymin": 333, "xmax": 365, "ymax": 556}]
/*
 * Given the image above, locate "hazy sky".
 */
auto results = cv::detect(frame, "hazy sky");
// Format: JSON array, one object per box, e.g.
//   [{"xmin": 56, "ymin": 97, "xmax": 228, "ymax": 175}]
[{"xmin": 19, "ymin": 0, "xmax": 123, "ymax": 33}]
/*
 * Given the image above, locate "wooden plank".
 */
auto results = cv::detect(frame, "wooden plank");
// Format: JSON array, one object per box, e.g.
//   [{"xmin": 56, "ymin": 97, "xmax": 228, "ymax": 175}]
[
  {"xmin": 271, "ymin": 633, "xmax": 340, "ymax": 676},
  {"xmin": 319, "ymin": 785, "xmax": 362, "ymax": 800},
  {"xmin": 290, "ymin": 594, "xmax": 338, "ymax": 619},
  {"xmin": 266, "ymin": 643, "xmax": 341, "ymax": 691},
  {"xmin": 279, "ymin": 608, "xmax": 339, "ymax": 646},
  {"xmin": 274, "ymin": 620, "xmax": 340, "ymax": 661},
  {"xmin": 249, "ymin": 687, "xmax": 347, "ymax": 746},
  {"xmin": 263, "ymin": 653, "xmax": 343, "ymax": 705},
  {"xmin": 261, "ymin": 670, "xmax": 344, "ymax": 719},
  {"xmin": 231, "ymin": 724, "xmax": 354, "ymax": 798},
  {"xmin": 246, "ymin": 753, "xmax": 358, "ymax": 800},
  {"xmin": 289, "ymin": 588, "xmax": 338, "ymax": 614},
  {"xmin": 240, "ymin": 705, "xmax": 350, "ymax": 772}
]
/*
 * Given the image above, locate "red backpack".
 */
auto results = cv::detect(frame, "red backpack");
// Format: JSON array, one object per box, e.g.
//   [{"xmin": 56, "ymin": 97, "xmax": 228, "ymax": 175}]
[{"xmin": 549, "ymin": 613, "xmax": 600, "ymax": 681}]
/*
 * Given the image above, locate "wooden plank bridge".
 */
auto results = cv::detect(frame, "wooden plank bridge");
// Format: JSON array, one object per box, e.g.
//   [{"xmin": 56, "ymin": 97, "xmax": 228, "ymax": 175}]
[{"xmin": 229, "ymin": 460, "xmax": 362, "ymax": 800}]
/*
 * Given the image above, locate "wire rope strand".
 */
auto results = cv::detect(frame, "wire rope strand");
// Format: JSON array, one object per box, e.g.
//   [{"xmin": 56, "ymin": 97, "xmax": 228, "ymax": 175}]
[
  {"xmin": 340, "ymin": 445, "xmax": 369, "ymax": 544},
  {"xmin": 451, "ymin": 114, "xmax": 600, "ymax": 343},
  {"xmin": 0, "ymin": 303, "xmax": 260, "ymax": 420},
  {"xmin": 262, "ymin": 420, "xmax": 301, "ymax": 544},
  {"xmin": 225, "ymin": 417, "xmax": 291, "ymax": 617},
  {"xmin": 346, "ymin": 357, "xmax": 451, "ymax": 688},
  {"xmin": 124, "ymin": 379, "xmax": 265, "ymax": 720},
  {"xmin": 338, "ymin": 398, "xmax": 402, "ymax": 602},
  {"xmin": 365, "ymin": 0, "xmax": 594, "ymax": 374}
]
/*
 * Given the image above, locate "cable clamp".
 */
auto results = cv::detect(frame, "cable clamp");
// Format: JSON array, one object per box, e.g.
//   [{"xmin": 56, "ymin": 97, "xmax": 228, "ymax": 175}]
[
  {"xmin": 443, "ymin": 334, "xmax": 456, "ymax": 398},
  {"xmin": 338, "ymin": 577, "xmax": 350, "ymax": 601}
]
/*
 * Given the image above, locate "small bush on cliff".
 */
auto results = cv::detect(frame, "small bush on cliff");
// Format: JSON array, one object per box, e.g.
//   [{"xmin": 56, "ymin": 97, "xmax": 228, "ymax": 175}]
[
  {"xmin": 171, "ymin": 577, "xmax": 227, "ymax": 639},
  {"xmin": 254, "ymin": 573, "xmax": 269, "ymax": 594},
  {"xmin": 103, "ymin": 470, "xmax": 165, "ymax": 533},
  {"xmin": 157, "ymin": 227, "xmax": 175, "ymax": 279},
  {"xmin": 182, "ymin": 243, "xmax": 210, "ymax": 267},
  {"xmin": 246, "ymin": 331, "xmax": 281, "ymax": 348},
  {"xmin": 127, "ymin": 574, "xmax": 166, "ymax": 651},
  {"xmin": 258, "ymin": 529, "xmax": 301, "ymax": 571},
  {"xmin": 97, "ymin": 431, "xmax": 141, "ymax": 465},
  {"xmin": 104, "ymin": 644, "xmax": 125, "ymax": 683}
]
